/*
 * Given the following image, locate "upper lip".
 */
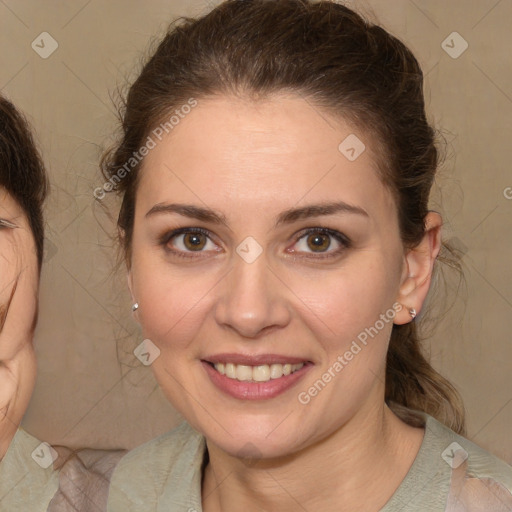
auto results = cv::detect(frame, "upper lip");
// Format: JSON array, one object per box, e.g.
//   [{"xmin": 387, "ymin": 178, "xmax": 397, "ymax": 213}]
[{"xmin": 202, "ymin": 353, "xmax": 311, "ymax": 366}]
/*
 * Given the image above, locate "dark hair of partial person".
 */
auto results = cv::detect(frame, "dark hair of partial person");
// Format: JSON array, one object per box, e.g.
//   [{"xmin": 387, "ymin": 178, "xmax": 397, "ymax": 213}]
[
  {"xmin": 101, "ymin": 0, "xmax": 466, "ymax": 433},
  {"xmin": 0, "ymin": 95, "xmax": 48, "ymax": 269}
]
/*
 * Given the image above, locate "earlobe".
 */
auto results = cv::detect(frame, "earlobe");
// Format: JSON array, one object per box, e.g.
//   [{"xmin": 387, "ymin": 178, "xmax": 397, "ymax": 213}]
[{"xmin": 394, "ymin": 212, "xmax": 442, "ymax": 325}]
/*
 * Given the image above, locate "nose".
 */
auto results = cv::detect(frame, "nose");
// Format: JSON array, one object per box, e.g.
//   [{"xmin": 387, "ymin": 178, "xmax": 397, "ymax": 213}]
[{"xmin": 213, "ymin": 250, "xmax": 291, "ymax": 338}]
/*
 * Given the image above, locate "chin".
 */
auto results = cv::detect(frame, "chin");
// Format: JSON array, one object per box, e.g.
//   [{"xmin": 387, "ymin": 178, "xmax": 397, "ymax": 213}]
[{"xmin": 198, "ymin": 413, "xmax": 309, "ymax": 461}]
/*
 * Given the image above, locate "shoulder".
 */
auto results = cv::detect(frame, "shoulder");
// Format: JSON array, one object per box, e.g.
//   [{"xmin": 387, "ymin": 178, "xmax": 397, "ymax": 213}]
[
  {"xmin": 0, "ymin": 429, "xmax": 60, "ymax": 511},
  {"xmin": 107, "ymin": 421, "xmax": 206, "ymax": 512}
]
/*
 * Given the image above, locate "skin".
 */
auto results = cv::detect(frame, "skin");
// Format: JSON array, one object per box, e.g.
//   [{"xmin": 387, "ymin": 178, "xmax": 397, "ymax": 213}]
[
  {"xmin": 0, "ymin": 187, "xmax": 38, "ymax": 460},
  {"xmin": 127, "ymin": 93, "xmax": 442, "ymax": 511}
]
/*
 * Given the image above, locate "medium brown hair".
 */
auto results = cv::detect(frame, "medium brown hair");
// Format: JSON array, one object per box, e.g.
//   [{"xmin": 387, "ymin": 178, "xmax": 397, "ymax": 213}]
[
  {"xmin": 0, "ymin": 95, "xmax": 48, "ymax": 269},
  {"xmin": 101, "ymin": 0, "xmax": 465, "ymax": 433}
]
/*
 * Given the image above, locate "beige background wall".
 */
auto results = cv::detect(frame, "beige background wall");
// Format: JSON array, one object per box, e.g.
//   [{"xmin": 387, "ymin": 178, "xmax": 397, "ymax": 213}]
[{"xmin": 1, "ymin": 0, "xmax": 510, "ymax": 462}]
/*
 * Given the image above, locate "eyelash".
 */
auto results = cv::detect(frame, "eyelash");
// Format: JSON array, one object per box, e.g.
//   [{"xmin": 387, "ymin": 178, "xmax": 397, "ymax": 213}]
[{"xmin": 159, "ymin": 227, "xmax": 351, "ymax": 260}]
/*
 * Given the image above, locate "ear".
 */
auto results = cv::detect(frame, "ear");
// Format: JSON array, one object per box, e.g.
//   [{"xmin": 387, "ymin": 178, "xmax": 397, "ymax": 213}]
[{"xmin": 394, "ymin": 211, "xmax": 442, "ymax": 325}]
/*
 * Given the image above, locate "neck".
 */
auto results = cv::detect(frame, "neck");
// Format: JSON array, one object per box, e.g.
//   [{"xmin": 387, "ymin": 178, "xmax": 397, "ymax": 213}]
[{"xmin": 202, "ymin": 400, "xmax": 424, "ymax": 512}]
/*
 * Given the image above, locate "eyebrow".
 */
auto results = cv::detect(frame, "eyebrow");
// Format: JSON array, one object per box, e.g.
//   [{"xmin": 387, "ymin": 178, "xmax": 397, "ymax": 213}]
[{"xmin": 145, "ymin": 201, "xmax": 369, "ymax": 228}]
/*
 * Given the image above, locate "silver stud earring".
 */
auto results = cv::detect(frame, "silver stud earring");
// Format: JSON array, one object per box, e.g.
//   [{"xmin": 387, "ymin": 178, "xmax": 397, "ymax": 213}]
[
  {"xmin": 132, "ymin": 303, "xmax": 139, "ymax": 312},
  {"xmin": 409, "ymin": 308, "xmax": 417, "ymax": 319}
]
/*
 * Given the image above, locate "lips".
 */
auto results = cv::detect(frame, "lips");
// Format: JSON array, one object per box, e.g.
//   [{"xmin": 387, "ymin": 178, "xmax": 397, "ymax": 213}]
[{"xmin": 201, "ymin": 353, "xmax": 312, "ymax": 400}]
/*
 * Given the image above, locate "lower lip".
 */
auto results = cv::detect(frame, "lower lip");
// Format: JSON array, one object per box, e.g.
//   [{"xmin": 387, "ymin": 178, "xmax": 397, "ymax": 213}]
[{"xmin": 202, "ymin": 361, "xmax": 312, "ymax": 400}]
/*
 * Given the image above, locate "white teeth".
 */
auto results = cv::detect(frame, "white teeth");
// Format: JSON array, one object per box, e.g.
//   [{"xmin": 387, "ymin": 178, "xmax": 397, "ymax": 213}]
[
  {"xmin": 212, "ymin": 362, "xmax": 305, "ymax": 382},
  {"xmin": 225, "ymin": 363, "xmax": 236, "ymax": 379},
  {"xmin": 270, "ymin": 364, "xmax": 283, "ymax": 379},
  {"xmin": 253, "ymin": 365, "xmax": 270, "ymax": 382},
  {"xmin": 236, "ymin": 365, "xmax": 253, "ymax": 381}
]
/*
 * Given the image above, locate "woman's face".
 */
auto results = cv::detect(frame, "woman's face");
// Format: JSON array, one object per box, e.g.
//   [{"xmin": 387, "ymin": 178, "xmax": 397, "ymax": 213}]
[
  {"xmin": 0, "ymin": 187, "xmax": 38, "ymax": 437},
  {"xmin": 128, "ymin": 94, "xmax": 409, "ymax": 458}
]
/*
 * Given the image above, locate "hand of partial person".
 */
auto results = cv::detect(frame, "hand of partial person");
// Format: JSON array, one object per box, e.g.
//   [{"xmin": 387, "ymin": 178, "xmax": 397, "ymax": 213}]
[
  {"xmin": 0, "ymin": 210, "xmax": 39, "ymax": 460},
  {"xmin": 446, "ymin": 459, "xmax": 512, "ymax": 511}
]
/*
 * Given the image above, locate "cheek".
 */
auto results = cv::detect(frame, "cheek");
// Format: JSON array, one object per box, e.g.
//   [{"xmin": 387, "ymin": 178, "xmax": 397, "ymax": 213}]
[
  {"xmin": 0, "ymin": 246, "xmax": 22, "ymax": 321},
  {"xmin": 0, "ymin": 245, "xmax": 16, "ymax": 285},
  {"xmin": 287, "ymin": 257, "xmax": 398, "ymax": 411},
  {"xmin": 292, "ymin": 264, "xmax": 397, "ymax": 410},
  {"xmin": 289, "ymin": 254, "xmax": 399, "ymax": 347},
  {"xmin": 132, "ymin": 254, "xmax": 219, "ymax": 352}
]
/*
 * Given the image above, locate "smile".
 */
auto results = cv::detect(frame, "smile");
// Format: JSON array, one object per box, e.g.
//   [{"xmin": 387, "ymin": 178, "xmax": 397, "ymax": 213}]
[{"xmin": 201, "ymin": 355, "xmax": 312, "ymax": 400}]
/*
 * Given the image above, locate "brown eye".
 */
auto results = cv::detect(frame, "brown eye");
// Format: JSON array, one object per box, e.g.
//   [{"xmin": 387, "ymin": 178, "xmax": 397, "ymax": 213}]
[
  {"xmin": 182, "ymin": 232, "xmax": 207, "ymax": 251},
  {"xmin": 163, "ymin": 228, "xmax": 217, "ymax": 256},
  {"xmin": 306, "ymin": 233, "xmax": 331, "ymax": 252},
  {"xmin": 290, "ymin": 228, "xmax": 350, "ymax": 258}
]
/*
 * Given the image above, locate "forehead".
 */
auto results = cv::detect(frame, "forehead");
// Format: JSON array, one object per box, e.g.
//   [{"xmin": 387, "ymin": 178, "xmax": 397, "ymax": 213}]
[{"xmin": 136, "ymin": 94, "xmax": 395, "ymax": 222}]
